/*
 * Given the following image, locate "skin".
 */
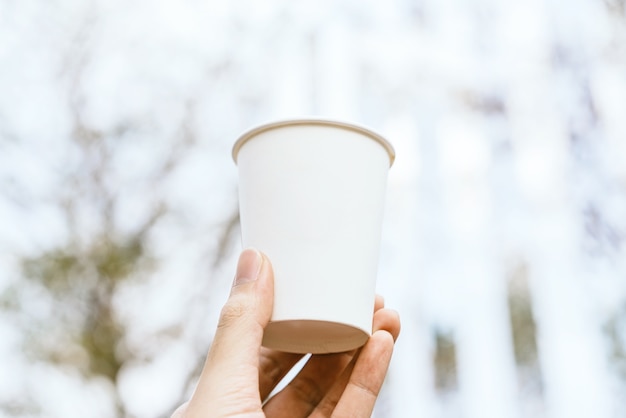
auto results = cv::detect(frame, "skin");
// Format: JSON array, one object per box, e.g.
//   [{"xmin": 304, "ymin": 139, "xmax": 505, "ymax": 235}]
[{"xmin": 172, "ymin": 248, "xmax": 401, "ymax": 418}]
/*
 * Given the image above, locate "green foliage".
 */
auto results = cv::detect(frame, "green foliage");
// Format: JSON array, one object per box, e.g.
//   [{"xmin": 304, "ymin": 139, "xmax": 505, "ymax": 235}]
[
  {"xmin": 604, "ymin": 304, "xmax": 626, "ymax": 380},
  {"xmin": 433, "ymin": 330, "xmax": 458, "ymax": 392},
  {"xmin": 92, "ymin": 237, "xmax": 145, "ymax": 282},
  {"xmin": 16, "ymin": 233, "xmax": 152, "ymax": 383},
  {"xmin": 22, "ymin": 251, "xmax": 82, "ymax": 294},
  {"xmin": 80, "ymin": 306, "xmax": 124, "ymax": 381},
  {"xmin": 507, "ymin": 262, "xmax": 539, "ymax": 368}
]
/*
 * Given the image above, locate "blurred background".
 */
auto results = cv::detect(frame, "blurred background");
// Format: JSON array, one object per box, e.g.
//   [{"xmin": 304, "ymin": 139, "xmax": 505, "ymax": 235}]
[{"xmin": 1, "ymin": 0, "xmax": 625, "ymax": 417}]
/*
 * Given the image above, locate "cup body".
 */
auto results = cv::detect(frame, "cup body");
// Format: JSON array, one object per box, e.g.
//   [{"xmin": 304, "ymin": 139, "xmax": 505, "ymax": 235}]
[{"xmin": 233, "ymin": 119, "xmax": 394, "ymax": 354}]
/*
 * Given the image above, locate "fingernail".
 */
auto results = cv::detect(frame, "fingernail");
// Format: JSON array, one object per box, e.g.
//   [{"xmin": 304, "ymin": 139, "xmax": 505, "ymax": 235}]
[{"xmin": 234, "ymin": 248, "xmax": 262, "ymax": 286}]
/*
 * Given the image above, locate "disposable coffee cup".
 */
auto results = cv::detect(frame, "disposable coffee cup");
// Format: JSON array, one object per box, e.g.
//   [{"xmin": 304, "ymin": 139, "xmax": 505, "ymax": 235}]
[{"xmin": 232, "ymin": 118, "xmax": 394, "ymax": 354}]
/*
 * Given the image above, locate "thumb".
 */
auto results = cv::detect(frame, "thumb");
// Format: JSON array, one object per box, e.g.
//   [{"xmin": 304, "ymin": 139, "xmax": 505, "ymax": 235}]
[{"xmin": 187, "ymin": 248, "xmax": 274, "ymax": 415}]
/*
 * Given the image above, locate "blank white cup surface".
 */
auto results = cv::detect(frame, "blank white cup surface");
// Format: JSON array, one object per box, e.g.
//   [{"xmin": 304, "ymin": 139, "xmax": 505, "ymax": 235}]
[{"xmin": 233, "ymin": 119, "xmax": 394, "ymax": 354}]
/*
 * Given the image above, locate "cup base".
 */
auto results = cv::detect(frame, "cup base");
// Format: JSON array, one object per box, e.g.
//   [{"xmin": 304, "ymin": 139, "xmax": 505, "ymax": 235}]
[{"xmin": 262, "ymin": 320, "xmax": 369, "ymax": 354}]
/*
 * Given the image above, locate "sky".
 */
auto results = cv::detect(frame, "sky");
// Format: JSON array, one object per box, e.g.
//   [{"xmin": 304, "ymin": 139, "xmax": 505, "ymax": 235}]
[{"xmin": 1, "ymin": 0, "xmax": 625, "ymax": 417}]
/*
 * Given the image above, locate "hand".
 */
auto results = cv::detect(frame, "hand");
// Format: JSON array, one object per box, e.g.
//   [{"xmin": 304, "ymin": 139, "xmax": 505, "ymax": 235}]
[{"xmin": 172, "ymin": 249, "xmax": 401, "ymax": 418}]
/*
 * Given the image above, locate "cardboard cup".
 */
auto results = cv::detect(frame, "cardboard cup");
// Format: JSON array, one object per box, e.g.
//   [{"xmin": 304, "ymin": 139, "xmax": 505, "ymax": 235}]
[{"xmin": 232, "ymin": 119, "xmax": 394, "ymax": 354}]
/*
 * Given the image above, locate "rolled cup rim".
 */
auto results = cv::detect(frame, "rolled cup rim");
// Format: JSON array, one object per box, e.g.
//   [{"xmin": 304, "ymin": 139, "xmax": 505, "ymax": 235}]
[{"xmin": 232, "ymin": 118, "xmax": 395, "ymax": 167}]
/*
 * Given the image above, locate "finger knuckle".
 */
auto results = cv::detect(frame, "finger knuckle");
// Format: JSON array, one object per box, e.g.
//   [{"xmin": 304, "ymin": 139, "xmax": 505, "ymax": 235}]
[
  {"xmin": 290, "ymin": 375, "xmax": 324, "ymax": 407},
  {"xmin": 217, "ymin": 297, "xmax": 250, "ymax": 329}
]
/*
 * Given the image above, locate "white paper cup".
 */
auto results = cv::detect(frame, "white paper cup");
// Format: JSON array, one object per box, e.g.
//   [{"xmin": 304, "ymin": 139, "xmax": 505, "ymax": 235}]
[{"xmin": 232, "ymin": 118, "xmax": 394, "ymax": 354}]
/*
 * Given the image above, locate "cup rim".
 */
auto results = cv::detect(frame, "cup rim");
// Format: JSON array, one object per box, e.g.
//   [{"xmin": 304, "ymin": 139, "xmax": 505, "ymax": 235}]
[{"xmin": 232, "ymin": 118, "xmax": 395, "ymax": 166}]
